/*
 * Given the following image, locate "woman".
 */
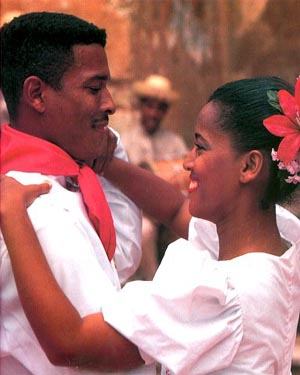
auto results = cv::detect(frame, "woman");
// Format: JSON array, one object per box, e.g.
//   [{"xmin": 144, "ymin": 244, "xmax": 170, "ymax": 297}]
[{"xmin": 1, "ymin": 76, "xmax": 300, "ymax": 374}]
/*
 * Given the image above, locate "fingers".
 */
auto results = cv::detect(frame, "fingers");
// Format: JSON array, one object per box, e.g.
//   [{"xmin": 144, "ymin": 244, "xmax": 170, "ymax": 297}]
[
  {"xmin": 23, "ymin": 181, "xmax": 52, "ymax": 207},
  {"xmin": 107, "ymin": 130, "xmax": 118, "ymax": 161},
  {"xmin": 0, "ymin": 175, "xmax": 52, "ymax": 211},
  {"xmin": 27, "ymin": 181, "xmax": 52, "ymax": 195},
  {"xmin": 92, "ymin": 129, "xmax": 118, "ymax": 175}
]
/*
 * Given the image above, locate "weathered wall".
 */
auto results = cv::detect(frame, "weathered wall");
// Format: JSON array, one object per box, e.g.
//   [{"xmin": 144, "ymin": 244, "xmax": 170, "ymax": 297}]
[
  {"xmin": 1, "ymin": 0, "xmax": 299, "ymax": 145},
  {"xmin": 125, "ymin": 0, "xmax": 300, "ymax": 144}
]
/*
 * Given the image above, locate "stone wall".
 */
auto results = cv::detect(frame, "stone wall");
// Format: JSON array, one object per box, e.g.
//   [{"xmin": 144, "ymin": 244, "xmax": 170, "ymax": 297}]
[{"xmin": 1, "ymin": 0, "xmax": 299, "ymax": 145}]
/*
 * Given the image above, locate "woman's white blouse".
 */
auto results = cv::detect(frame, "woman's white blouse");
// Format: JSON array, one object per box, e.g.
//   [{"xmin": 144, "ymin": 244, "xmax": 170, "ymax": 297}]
[{"xmin": 103, "ymin": 206, "xmax": 300, "ymax": 374}]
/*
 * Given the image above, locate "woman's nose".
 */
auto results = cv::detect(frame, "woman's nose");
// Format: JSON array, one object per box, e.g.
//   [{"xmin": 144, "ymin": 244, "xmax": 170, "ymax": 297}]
[{"xmin": 183, "ymin": 148, "xmax": 195, "ymax": 171}]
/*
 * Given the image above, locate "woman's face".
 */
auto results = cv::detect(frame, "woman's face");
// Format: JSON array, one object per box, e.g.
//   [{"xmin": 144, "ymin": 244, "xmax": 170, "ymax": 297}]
[{"xmin": 184, "ymin": 101, "xmax": 243, "ymax": 223}]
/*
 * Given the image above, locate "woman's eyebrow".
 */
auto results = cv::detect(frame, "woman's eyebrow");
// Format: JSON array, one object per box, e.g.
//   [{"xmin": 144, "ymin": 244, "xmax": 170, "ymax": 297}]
[{"xmin": 194, "ymin": 133, "xmax": 207, "ymax": 143}]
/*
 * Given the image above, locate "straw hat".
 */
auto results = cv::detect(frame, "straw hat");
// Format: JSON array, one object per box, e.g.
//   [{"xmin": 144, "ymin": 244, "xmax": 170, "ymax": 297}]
[{"xmin": 132, "ymin": 75, "xmax": 179, "ymax": 103}]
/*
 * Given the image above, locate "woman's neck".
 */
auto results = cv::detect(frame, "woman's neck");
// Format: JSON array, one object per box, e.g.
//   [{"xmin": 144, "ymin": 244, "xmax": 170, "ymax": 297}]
[{"xmin": 217, "ymin": 205, "xmax": 287, "ymax": 261}]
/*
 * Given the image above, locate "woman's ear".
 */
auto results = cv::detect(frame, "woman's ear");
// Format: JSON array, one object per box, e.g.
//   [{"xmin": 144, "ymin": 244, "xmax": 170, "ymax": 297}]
[
  {"xmin": 240, "ymin": 150, "xmax": 264, "ymax": 184},
  {"xmin": 22, "ymin": 76, "xmax": 46, "ymax": 114}
]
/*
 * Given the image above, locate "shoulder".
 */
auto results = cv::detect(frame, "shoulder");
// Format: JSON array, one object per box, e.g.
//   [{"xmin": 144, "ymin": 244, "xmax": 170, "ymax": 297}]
[
  {"xmin": 155, "ymin": 128, "xmax": 188, "ymax": 152},
  {"xmin": 153, "ymin": 239, "xmax": 237, "ymax": 305},
  {"xmin": 5, "ymin": 171, "xmax": 83, "ymax": 231}
]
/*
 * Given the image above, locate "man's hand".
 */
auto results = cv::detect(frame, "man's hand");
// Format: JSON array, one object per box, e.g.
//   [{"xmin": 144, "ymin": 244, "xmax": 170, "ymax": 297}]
[{"xmin": 91, "ymin": 128, "xmax": 118, "ymax": 175}]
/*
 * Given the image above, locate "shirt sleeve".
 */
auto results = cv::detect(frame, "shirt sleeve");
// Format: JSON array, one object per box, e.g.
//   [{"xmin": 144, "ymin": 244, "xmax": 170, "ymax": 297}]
[
  {"xmin": 5, "ymin": 171, "xmax": 119, "ymax": 316},
  {"xmin": 30, "ymin": 204, "xmax": 118, "ymax": 316},
  {"xmin": 101, "ymin": 128, "xmax": 142, "ymax": 284},
  {"xmin": 102, "ymin": 239, "xmax": 243, "ymax": 374}
]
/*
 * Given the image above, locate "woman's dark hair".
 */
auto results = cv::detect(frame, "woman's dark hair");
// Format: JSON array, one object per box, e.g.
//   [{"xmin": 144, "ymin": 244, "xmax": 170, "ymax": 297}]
[
  {"xmin": 208, "ymin": 76, "xmax": 298, "ymax": 208},
  {"xmin": 0, "ymin": 12, "xmax": 106, "ymax": 120}
]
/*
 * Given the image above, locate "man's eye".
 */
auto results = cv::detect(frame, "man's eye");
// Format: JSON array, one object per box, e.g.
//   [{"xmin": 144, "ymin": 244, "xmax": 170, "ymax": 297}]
[{"xmin": 88, "ymin": 87, "xmax": 101, "ymax": 94}]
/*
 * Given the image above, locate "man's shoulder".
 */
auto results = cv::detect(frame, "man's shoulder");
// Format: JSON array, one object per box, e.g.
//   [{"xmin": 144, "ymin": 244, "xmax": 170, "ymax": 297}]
[
  {"xmin": 6, "ymin": 171, "xmax": 61, "ymax": 186},
  {"xmin": 5, "ymin": 171, "xmax": 77, "ymax": 226}
]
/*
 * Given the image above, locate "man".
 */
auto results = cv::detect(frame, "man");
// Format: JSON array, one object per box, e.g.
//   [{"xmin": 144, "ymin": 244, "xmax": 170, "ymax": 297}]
[
  {"xmin": 120, "ymin": 75, "xmax": 188, "ymax": 280},
  {"xmin": 121, "ymin": 74, "xmax": 187, "ymax": 167},
  {"xmin": 0, "ymin": 12, "xmax": 152, "ymax": 375}
]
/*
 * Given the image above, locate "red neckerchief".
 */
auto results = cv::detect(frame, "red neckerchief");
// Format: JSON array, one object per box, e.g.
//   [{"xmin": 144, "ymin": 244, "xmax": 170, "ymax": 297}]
[{"xmin": 0, "ymin": 124, "xmax": 116, "ymax": 261}]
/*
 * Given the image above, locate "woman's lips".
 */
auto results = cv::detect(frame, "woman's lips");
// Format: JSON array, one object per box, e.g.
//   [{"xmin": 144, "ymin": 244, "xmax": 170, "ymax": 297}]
[{"xmin": 188, "ymin": 179, "xmax": 199, "ymax": 193}]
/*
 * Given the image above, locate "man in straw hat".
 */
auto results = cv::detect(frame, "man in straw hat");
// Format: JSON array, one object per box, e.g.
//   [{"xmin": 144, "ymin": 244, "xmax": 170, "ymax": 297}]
[
  {"xmin": 122, "ymin": 74, "xmax": 187, "ymax": 166},
  {"xmin": 121, "ymin": 74, "xmax": 188, "ymax": 280}
]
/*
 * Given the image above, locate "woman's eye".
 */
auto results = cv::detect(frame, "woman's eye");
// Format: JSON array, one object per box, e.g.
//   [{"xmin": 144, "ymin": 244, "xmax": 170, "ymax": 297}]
[{"xmin": 194, "ymin": 143, "xmax": 205, "ymax": 154}]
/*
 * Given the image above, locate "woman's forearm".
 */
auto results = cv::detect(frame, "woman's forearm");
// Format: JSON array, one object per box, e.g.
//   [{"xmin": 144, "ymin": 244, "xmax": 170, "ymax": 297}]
[
  {"xmin": 104, "ymin": 157, "xmax": 191, "ymax": 239},
  {"xmin": 1, "ymin": 204, "xmax": 142, "ymax": 370}
]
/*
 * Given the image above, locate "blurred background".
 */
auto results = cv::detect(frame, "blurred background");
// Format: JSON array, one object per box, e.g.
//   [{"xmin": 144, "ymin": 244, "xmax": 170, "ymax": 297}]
[{"xmin": 1, "ymin": 0, "xmax": 299, "ymax": 146}]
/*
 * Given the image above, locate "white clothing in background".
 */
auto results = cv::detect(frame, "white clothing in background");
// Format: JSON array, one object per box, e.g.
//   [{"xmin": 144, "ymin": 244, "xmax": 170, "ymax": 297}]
[
  {"xmin": 103, "ymin": 206, "xmax": 300, "ymax": 374},
  {"xmin": 120, "ymin": 122, "xmax": 188, "ymax": 166},
  {"xmin": 120, "ymin": 119, "xmax": 188, "ymax": 280}
]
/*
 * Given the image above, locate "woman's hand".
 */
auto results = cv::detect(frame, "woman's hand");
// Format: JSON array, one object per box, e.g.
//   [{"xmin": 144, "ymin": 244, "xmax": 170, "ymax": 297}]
[
  {"xmin": 91, "ymin": 128, "xmax": 118, "ymax": 175},
  {"xmin": 0, "ymin": 175, "xmax": 51, "ymax": 215}
]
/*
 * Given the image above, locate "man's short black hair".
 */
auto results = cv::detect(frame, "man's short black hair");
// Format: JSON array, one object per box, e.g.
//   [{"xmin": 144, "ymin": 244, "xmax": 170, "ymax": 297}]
[{"xmin": 0, "ymin": 12, "xmax": 106, "ymax": 120}]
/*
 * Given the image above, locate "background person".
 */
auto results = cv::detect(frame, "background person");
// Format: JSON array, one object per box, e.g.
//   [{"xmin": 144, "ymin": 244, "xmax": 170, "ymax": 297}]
[
  {"xmin": 1, "ymin": 76, "xmax": 300, "ymax": 374},
  {"xmin": 121, "ymin": 74, "xmax": 189, "ymax": 280}
]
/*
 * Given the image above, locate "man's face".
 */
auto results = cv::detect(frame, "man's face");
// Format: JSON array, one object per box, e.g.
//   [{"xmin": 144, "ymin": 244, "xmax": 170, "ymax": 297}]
[
  {"xmin": 139, "ymin": 97, "xmax": 169, "ymax": 135},
  {"xmin": 42, "ymin": 44, "xmax": 116, "ymax": 163}
]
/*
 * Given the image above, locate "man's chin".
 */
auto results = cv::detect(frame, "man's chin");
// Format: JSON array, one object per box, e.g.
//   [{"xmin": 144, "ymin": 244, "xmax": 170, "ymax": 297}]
[{"xmin": 144, "ymin": 124, "xmax": 160, "ymax": 134}]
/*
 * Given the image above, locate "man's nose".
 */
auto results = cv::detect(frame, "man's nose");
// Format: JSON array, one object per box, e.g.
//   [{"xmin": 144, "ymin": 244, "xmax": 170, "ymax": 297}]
[
  {"xmin": 149, "ymin": 106, "xmax": 165, "ymax": 119},
  {"xmin": 101, "ymin": 88, "xmax": 116, "ymax": 115}
]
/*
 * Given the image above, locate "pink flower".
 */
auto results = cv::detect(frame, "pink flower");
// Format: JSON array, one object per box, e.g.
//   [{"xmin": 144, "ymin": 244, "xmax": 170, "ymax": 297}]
[
  {"xmin": 263, "ymin": 77, "xmax": 300, "ymax": 164},
  {"xmin": 271, "ymin": 148, "xmax": 279, "ymax": 161},
  {"xmin": 286, "ymin": 159, "xmax": 300, "ymax": 175},
  {"xmin": 285, "ymin": 174, "xmax": 300, "ymax": 184}
]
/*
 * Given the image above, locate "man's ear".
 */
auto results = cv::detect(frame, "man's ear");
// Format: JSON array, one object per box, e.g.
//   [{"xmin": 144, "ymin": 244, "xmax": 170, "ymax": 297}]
[
  {"xmin": 240, "ymin": 150, "xmax": 264, "ymax": 184},
  {"xmin": 22, "ymin": 76, "xmax": 46, "ymax": 113}
]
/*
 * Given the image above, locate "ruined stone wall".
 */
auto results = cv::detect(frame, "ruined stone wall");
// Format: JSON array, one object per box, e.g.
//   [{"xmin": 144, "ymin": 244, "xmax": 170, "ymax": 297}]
[
  {"xmin": 125, "ymin": 0, "xmax": 300, "ymax": 144},
  {"xmin": 1, "ymin": 0, "xmax": 299, "ymax": 145}
]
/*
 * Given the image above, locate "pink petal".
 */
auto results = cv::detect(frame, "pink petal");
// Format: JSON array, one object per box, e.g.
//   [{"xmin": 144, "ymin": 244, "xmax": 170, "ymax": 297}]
[
  {"xmin": 277, "ymin": 134, "xmax": 300, "ymax": 164},
  {"xmin": 263, "ymin": 115, "xmax": 298, "ymax": 136},
  {"xmin": 278, "ymin": 90, "xmax": 297, "ymax": 120}
]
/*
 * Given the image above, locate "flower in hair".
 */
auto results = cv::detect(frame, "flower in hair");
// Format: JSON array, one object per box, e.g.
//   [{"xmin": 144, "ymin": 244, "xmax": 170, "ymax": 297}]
[
  {"xmin": 263, "ymin": 77, "xmax": 300, "ymax": 184},
  {"xmin": 271, "ymin": 149, "xmax": 300, "ymax": 184},
  {"xmin": 263, "ymin": 77, "xmax": 300, "ymax": 164}
]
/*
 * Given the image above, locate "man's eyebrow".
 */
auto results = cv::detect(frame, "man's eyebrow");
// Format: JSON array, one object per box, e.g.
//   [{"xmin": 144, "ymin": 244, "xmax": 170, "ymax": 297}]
[{"xmin": 84, "ymin": 75, "xmax": 110, "ymax": 83}]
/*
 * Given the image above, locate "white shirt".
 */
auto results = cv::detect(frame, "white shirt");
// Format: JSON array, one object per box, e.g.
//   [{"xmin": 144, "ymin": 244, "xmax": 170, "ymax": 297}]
[
  {"xmin": 120, "ymin": 121, "xmax": 188, "ymax": 166},
  {"xmin": 102, "ymin": 206, "xmax": 300, "ymax": 374},
  {"xmin": 0, "ymin": 136, "xmax": 155, "ymax": 375}
]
